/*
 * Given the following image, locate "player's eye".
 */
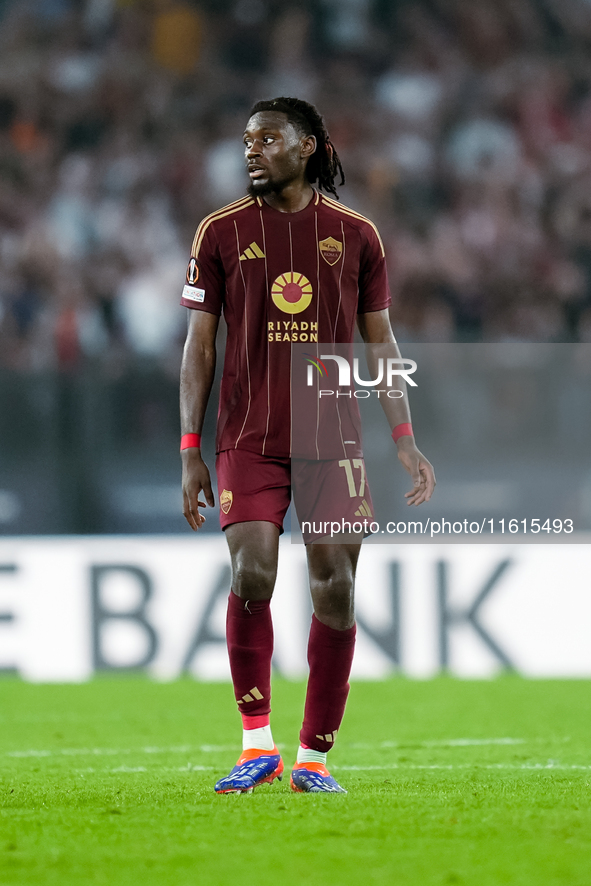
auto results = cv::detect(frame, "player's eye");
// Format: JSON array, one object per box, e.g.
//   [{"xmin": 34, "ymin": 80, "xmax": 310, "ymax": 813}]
[{"xmin": 263, "ymin": 136, "xmax": 274, "ymax": 144}]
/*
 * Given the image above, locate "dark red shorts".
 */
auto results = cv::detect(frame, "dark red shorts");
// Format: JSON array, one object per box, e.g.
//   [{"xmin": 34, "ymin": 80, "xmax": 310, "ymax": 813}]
[{"xmin": 215, "ymin": 449, "xmax": 375, "ymax": 543}]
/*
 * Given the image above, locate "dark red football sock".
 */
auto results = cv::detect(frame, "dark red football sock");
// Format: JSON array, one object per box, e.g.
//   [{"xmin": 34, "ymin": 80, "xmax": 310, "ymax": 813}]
[
  {"xmin": 300, "ymin": 615, "xmax": 356, "ymax": 753},
  {"xmin": 226, "ymin": 590, "xmax": 273, "ymax": 720}
]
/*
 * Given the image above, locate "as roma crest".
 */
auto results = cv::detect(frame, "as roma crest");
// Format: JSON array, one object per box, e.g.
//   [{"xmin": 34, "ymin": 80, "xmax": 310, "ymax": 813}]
[
  {"xmin": 318, "ymin": 236, "xmax": 343, "ymax": 266},
  {"xmin": 220, "ymin": 489, "xmax": 233, "ymax": 515}
]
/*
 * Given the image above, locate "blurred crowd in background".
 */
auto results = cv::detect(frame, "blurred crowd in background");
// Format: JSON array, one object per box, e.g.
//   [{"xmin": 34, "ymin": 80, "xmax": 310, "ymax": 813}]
[{"xmin": 3, "ymin": 0, "xmax": 591, "ymax": 374}]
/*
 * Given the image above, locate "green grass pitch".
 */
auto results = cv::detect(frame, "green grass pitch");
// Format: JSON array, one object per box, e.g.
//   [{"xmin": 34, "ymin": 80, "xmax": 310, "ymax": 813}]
[{"xmin": 2, "ymin": 677, "xmax": 591, "ymax": 886}]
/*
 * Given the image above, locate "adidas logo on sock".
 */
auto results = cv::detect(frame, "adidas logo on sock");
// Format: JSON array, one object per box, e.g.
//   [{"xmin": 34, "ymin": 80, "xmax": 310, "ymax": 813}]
[
  {"xmin": 239, "ymin": 242, "xmax": 265, "ymax": 261},
  {"xmin": 237, "ymin": 686, "xmax": 264, "ymax": 704},
  {"xmin": 354, "ymin": 499, "xmax": 372, "ymax": 518},
  {"xmin": 315, "ymin": 729, "xmax": 338, "ymax": 743}
]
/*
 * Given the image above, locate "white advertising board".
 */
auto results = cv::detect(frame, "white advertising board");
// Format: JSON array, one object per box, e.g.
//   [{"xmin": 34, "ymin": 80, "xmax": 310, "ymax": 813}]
[{"xmin": 0, "ymin": 535, "xmax": 590, "ymax": 681}]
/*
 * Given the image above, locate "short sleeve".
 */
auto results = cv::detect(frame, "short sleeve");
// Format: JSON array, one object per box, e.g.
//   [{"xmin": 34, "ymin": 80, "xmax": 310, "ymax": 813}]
[
  {"xmin": 357, "ymin": 224, "xmax": 392, "ymax": 314},
  {"xmin": 180, "ymin": 221, "xmax": 225, "ymax": 316}
]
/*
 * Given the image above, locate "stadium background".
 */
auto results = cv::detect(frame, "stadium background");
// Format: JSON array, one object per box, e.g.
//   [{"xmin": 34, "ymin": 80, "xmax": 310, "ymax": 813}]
[{"xmin": 2, "ymin": 0, "xmax": 591, "ymax": 536}]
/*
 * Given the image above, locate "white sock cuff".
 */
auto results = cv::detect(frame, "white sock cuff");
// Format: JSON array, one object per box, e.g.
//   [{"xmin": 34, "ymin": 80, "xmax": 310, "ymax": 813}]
[
  {"xmin": 242, "ymin": 724, "xmax": 274, "ymax": 752},
  {"xmin": 296, "ymin": 746, "xmax": 327, "ymax": 765}
]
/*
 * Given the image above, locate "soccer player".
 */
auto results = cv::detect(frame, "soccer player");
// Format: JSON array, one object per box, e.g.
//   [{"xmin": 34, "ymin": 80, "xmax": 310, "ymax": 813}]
[{"xmin": 180, "ymin": 97, "xmax": 435, "ymax": 794}]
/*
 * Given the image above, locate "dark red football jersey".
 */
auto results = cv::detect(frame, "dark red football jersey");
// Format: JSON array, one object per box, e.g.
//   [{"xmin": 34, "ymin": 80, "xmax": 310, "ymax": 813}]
[{"xmin": 181, "ymin": 190, "xmax": 391, "ymax": 458}]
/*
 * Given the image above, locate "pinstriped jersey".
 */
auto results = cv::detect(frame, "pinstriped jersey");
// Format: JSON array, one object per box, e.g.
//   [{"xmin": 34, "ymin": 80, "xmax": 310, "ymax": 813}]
[{"xmin": 181, "ymin": 190, "xmax": 391, "ymax": 458}]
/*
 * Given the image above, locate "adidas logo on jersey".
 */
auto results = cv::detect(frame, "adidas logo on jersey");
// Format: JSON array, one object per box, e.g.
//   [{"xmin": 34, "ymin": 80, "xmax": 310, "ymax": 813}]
[
  {"xmin": 239, "ymin": 241, "xmax": 265, "ymax": 260},
  {"xmin": 355, "ymin": 499, "xmax": 372, "ymax": 518}
]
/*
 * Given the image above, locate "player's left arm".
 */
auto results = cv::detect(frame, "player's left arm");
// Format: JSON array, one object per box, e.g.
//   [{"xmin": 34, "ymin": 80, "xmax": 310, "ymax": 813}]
[{"xmin": 357, "ymin": 309, "xmax": 436, "ymax": 506}]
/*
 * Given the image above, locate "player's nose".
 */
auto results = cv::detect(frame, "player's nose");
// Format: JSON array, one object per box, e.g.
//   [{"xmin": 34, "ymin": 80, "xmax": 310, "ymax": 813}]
[{"xmin": 246, "ymin": 140, "xmax": 262, "ymax": 158}]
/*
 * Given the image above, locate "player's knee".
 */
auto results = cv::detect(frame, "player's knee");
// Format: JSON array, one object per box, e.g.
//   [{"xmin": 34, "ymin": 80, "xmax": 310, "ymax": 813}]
[
  {"xmin": 310, "ymin": 575, "xmax": 354, "ymax": 629},
  {"xmin": 232, "ymin": 557, "xmax": 276, "ymax": 600}
]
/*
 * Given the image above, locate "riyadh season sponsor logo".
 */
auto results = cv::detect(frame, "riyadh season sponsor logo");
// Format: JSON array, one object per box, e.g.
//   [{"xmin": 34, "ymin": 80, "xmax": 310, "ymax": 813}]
[
  {"xmin": 268, "ymin": 320, "xmax": 318, "ymax": 342},
  {"xmin": 305, "ymin": 354, "xmax": 417, "ymax": 398}
]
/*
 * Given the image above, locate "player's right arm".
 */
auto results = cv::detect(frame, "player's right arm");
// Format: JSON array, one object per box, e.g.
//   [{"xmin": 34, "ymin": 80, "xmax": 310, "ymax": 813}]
[
  {"xmin": 356, "ymin": 223, "xmax": 435, "ymax": 506},
  {"xmin": 180, "ymin": 309, "xmax": 219, "ymax": 530}
]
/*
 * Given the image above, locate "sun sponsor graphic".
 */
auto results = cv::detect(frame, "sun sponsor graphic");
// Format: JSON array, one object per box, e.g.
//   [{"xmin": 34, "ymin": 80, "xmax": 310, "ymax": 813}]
[
  {"xmin": 271, "ymin": 271, "xmax": 314, "ymax": 315},
  {"xmin": 304, "ymin": 352, "xmax": 417, "ymax": 398},
  {"xmin": 267, "ymin": 270, "xmax": 319, "ymax": 341}
]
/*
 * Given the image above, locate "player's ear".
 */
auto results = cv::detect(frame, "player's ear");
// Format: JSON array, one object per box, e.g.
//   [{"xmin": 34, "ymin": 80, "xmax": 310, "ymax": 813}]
[{"xmin": 301, "ymin": 134, "xmax": 316, "ymax": 160}]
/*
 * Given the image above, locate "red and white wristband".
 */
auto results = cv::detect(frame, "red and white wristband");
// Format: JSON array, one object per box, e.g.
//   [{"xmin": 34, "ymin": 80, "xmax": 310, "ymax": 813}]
[
  {"xmin": 391, "ymin": 423, "xmax": 413, "ymax": 443},
  {"xmin": 180, "ymin": 433, "xmax": 201, "ymax": 451}
]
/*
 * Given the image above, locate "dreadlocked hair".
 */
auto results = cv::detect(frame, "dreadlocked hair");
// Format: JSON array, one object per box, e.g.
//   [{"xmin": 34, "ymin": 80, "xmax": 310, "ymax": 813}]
[{"xmin": 249, "ymin": 97, "xmax": 345, "ymax": 199}]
